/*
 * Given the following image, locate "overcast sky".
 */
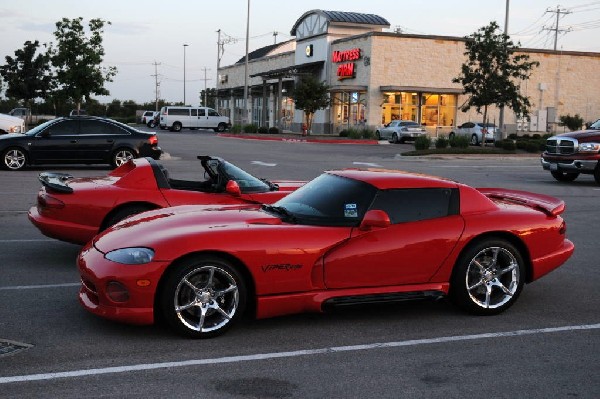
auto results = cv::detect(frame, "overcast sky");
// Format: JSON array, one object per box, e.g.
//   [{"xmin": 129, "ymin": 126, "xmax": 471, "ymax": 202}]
[{"xmin": 1, "ymin": 0, "xmax": 598, "ymax": 105}]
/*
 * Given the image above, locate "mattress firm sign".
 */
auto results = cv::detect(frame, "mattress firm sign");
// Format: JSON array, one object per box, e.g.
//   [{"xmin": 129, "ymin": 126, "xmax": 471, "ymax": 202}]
[{"xmin": 332, "ymin": 48, "xmax": 361, "ymax": 80}]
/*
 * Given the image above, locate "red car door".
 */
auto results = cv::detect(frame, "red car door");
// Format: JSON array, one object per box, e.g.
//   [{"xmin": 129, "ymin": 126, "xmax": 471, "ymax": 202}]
[
  {"xmin": 324, "ymin": 187, "xmax": 465, "ymax": 289},
  {"xmin": 323, "ymin": 216, "xmax": 464, "ymax": 288}
]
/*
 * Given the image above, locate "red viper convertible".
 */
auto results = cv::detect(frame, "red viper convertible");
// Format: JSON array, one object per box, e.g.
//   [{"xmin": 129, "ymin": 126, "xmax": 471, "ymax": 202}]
[
  {"xmin": 78, "ymin": 169, "xmax": 574, "ymax": 338},
  {"xmin": 28, "ymin": 156, "xmax": 304, "ymax": 245}
]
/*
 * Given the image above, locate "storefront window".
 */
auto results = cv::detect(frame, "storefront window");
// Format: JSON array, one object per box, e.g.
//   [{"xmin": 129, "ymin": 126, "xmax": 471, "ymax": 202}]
[
  {"xmin": 420, "ymin": 94, "xmax": 456, "ymax": 127},
  {"xmin": 280, "ymin": 96, "xmax": 294, "ymax": 130},
  {"xmin": 331, "ymin": 91, "xmax": 366, "ymax": 132}
]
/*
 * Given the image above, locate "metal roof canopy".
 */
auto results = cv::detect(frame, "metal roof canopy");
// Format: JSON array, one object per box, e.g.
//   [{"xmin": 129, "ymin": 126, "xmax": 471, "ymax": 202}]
[{"xmin": 250, "ymin": 61, "xmax": 325, "ymax": 79}]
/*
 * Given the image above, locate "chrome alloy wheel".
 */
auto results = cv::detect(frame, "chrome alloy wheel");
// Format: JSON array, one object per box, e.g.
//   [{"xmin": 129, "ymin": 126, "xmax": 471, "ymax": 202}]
[
  {"xmin": 113, "ymin": 150, "xmax": 134, "ymax": 167},
  {"xmin": 465, "ymin": 246, "xmax": 520, "ymax": 309},
  {"xmin": 174, "ymin": 266, "xmax": 239, "ymax": 333},
  {"xmin": 4, "ymin": 149, "xmax": 26, "ymax": 170}
]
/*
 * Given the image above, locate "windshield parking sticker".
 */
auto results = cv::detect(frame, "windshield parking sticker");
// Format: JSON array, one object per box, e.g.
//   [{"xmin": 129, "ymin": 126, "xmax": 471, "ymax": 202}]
[{"xmin": 344, "ymin": 203, "xmax": 358, "ymax": 218}]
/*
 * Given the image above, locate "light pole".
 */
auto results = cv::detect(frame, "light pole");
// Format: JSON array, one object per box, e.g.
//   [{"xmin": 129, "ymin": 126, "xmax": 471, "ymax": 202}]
[
  {"xmin": 183, "ymin": 43, "xmax": 189, "ymax": 105},
  {"xmin": 243, "ymin": 0, "xmax": 250, "ymax": 125}
]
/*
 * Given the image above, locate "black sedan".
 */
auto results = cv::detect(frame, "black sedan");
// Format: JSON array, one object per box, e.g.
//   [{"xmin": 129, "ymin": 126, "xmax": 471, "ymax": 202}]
[{"xmin": 0, "ymin": 116, "xmax": 162, "ymax": 171}]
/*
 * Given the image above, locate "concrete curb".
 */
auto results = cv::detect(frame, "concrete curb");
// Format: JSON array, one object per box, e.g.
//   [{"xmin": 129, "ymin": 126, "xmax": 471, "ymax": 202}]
[{"xmin": 217, "ymin": 133, "xmax": 380, "ymax": 145}]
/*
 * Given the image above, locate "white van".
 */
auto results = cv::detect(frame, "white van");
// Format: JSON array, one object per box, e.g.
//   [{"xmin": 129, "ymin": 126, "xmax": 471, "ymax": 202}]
[{"xmin": 159, "ymin": 106, "xmax": 230, "ymax": 132}]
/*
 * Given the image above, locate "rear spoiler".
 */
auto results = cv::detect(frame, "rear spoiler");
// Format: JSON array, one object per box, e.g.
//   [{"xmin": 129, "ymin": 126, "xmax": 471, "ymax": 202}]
[
  {"xmin": 478, "ymin": 188, "xmax": 565, "ymax": 217},
  {"xmin": 38, "ymin": 172, "xmax": 74, "ymax": 193}
]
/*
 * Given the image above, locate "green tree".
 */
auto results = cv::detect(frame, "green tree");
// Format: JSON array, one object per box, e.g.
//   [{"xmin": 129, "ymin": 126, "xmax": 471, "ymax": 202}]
[
  {"xmin": 292, "ymin": 75, "xmax": 330, "ymax": 134},
  {"xmin": 0, "ymin": 40, "xmax": 52, "ymax": 113},
  {"xmin": 559, "ymin": 114, "xmax": 584, "ymax": 131},
  {"xmin": 200, "ymin": 88, "xmax": 217, "ymax": 108},
  {"xmin": 50, "ymin": 18, "xmax": 117, "ymax": 112},
  {"xmin": 453, "ymin": 21, "xmax": 539, "ymax": 144}
]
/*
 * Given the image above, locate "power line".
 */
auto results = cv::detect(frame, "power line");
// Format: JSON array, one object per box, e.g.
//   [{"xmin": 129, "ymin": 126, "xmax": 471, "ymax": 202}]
[{"xmin": 542, "ymin": 5, "xmax": 572, "ymax": 50}]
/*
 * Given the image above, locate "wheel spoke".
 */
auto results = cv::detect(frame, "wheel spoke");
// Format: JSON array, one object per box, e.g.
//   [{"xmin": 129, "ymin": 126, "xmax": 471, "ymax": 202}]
[
  {"xmin": 176, "ymin": 299, "xmax": 197, "ymax": 312},
  {"xmin": 213, "ymin": 303, "xmax": 232, "ymax": 320},
  {"xmin": 215, "ymin": 284, "xmax": 237, "ymax": 297},
  {"xmin": 183, "ymin": 278, "xmax": 199, "ymax": 292},
  {"xmin": 484, "ymin": 285, "xmax": 492, "ymax": 308},
  {"xmin": 205, "ymin": 267, "xmax": 215, "ymax": 288},
  {"xmin": 472, "ymin": 259, "xmax": 486, "ymax": 272},
  {"xmin": 196, "ymin": 305, "xmax": 208, "ymax": 331},
  {"xmin": 497, "ymin": 262, "xmax": 517, "ymax": 276},
  {"xmin": 468, "ymin": 279, "xmax": 485, "ymax": 291},
  {"xmin": 492, "ymin": 279, "xmax": 513, "ymax": 296},
  {"xmin": 490, "ymin": 248, "xmax": 500, "ymax": 268}
]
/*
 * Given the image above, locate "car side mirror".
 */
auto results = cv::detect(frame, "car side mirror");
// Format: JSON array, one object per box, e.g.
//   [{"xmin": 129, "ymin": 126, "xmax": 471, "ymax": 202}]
[
  {"xmin": 359, "ymin": 210, "xmax": 391, "ymax": 231},
  {"xmin": 225, "ymin": 180, "xmax": 241, "ymax": 197}
]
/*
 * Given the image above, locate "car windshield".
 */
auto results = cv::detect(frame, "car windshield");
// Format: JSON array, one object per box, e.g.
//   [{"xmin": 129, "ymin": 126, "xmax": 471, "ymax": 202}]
[
  {"xmin": 219, "ymin": 160, "xmax": 271, "ymax": 193},
  {"xmin": 590, "ymin": 119, "xmax": 600, "ymax": 129},
  {"xmin": 272, "ymin": 173, "xmax": 377, "ymax": 226},
  {"xmin": 479, "ymin": 123, "xmax": 496, "ymax": 127},
  {"xmin": 25, "ymin": 119, "xmax": 60, "ymax": 136},
  {"xmin": 400, "ymin": 121, "xmax": 419, "ymax": 127}
]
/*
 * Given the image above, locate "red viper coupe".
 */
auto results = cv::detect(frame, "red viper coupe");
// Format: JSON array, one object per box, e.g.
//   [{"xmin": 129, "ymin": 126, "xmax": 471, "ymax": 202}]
[
  {"xmin": 78, "ymin": 169, "xmax": 574, "ymax": 338},
  {"xmin": 29, "ymin": 156, "xmax": 304, "ymax": 244}
]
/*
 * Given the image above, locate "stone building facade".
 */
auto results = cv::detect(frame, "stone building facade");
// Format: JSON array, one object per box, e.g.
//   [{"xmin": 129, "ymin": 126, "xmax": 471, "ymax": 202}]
[{"xmin": 216, "ymin": 9, "xmax": 600, "ymax": 136}]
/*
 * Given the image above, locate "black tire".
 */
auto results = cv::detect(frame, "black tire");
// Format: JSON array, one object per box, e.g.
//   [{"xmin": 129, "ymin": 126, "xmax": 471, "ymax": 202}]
[
  {"xmin": 390, "ymin": 133, "xmax": 399, "ymax": 144},
  {"xmin": 593, "ymin": 164, "xmax": 600, "ymax": 185},
  {"xmin": 550, "ymin": 171, "xmax": 579, "ymax": 182},
  {"xmin": 2, "ymin": 147, "xmax": 28, "ymax": 171},
  {"xmin": 214, "ymin": 123, "xmax": 227, "ymax": 133},
  {"xmin": 102, "ymin": 205, "xmax": 154, "ymax": 230},
  {"xmin": 171, "ymin": 122, "xmax": 182, "ymax": 132},
  {"xmin": 159, "ymin": 256, "xmax": 247, "ymax": 338},
  {"xmin": 450, "ymin": 238, "xmax": 525, "ymax": 315},
  {"xmin": 111, "ymin": 148, "xmax": 135, "ymax": 168},
  {"xmin": 470, "ymin": 134, "xmax": 479, "ymax": 146},
  {"xmin": 147, "ymin": 120, "xmax": 157, "ymax": 128}
]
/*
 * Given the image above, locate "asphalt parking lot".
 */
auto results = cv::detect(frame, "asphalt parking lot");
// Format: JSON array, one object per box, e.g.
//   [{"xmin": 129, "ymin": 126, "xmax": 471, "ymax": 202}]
[{"xmin": 1, "ymin": 129, "xmax": 599, "ymax": 398}]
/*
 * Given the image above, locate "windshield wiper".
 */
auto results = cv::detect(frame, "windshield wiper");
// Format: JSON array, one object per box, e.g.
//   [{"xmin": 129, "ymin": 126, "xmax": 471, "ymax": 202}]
[
  {"xmin": 261, "ymin": 204, "xmax": 297, "ymax": 223},
  {"xmin": 260, "ymin": 178, "xmax": 279, "ymax": 191}
]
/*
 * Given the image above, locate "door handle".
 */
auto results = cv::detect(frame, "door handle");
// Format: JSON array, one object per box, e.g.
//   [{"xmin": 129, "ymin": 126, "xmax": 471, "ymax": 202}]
[
  {"xmin": 106, "ymin": 139, "xmax": 114, "ymax": 143},
  {"xmin": 70, "ymin": 140, "xmax": 77, "ymax": 144}
]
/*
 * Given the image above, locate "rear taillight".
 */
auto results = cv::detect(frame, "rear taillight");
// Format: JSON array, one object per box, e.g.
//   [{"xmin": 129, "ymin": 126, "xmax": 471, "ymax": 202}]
[
  {"xmin": 148, "ymin": 135, "xmax": 158, "ymax": 145},
  {"xmin": 39, "ymin": 193, "xmax": 65, "ymax": 209},
  {"xmin": 559, "ymin": 221, "xmax": 567, "ymax": 235}
]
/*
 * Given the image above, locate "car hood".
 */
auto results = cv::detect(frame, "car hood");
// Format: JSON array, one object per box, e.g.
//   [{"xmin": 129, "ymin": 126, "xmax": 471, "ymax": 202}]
[
  {"xmin": 555, "ymin": 130, "xmax": 600, "ymax": 142},
  {"xmin": 93, "ymin": 204, "xmax": 277, "ymax": 252}
]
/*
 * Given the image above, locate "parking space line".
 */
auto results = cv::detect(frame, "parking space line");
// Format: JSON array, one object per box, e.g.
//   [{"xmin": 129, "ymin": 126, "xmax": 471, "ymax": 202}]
[
  {"xmin": 1, "ymin": 323, "xmax": 598, "ymax": 384},
  {"xmin": 0, "ymin": 283, "xmax": 79, "ymax": 291}
]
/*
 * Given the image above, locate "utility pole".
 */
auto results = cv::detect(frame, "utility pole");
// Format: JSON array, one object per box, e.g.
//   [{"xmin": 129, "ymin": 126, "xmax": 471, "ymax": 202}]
[
  {"xmin": 216, "ymin": 29, "xmax": 237, "ymax": 113},
  {"xmin": 200, "ymin": 67, "xmax": 211, "ymax": 107},
  {"xmin": 543, "ymin": 6, "xmax": 572, "ymax": 50},
  {"xmin": 243, "ymin": 0, "xmax": 251, "ymax": 125},
  {"xmin": 151, "ymin": 61, "xmax": 161, "ymax": 111},
  {"xmin": 273, "ymin": 31, "xmax": 278, "ymax": 44}
]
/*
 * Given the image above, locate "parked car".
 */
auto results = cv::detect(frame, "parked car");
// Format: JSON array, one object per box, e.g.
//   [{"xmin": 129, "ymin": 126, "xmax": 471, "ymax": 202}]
[
  {"xmin": 69, "ymin": 109, "xmax": 88, "ymax": 116},
  {"xmin": 78, "ymin": 168, "xmax": 573, "ymax": 338},
  {"xmin": 141, "ymin": 111, "xmax": 158, "ymax": 126},
  {"xmin": 376, "ymin": 120, "xmax": 427, "ymax": 143},
  {"xmin": 449, "ymin": 122, "xmax": 496, "ymax": 145},
  {"xmin": 0, "ymin": 116, "xmax": 161, "ymax": 171},
  {"xmin": 28, "ymin": 155, "xmax": 305, "ymax": 244},
  {"xmin": 159, "ymin": 106, "xmax": 231, "ymax": 132},
  {"xmin": 541, "ymin": 129, "xmax": 600, "ymax": 185},
  {"xmin": 147, "ymin": 112, "xmax": 160, "ymax": 128},
  {"xmin": 0, "ymin": 113, "xmax": 26, "ymax": 134},
  {"xmin": 587, "ymin": 118, "xmax": 600, "ymax": 130}
]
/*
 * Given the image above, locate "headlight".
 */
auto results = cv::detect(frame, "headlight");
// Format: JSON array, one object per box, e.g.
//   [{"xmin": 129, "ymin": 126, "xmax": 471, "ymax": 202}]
[
  {"xmin": 579, "ymin": 142, "xmax": 600, "ymax": 153},
  {"xmin": 105, "ymin": 247, "xmax": 154, "ymax": 264},
  {"xmin": 9, "ymin": 125, "xmax": 21, "ymax": 133}
]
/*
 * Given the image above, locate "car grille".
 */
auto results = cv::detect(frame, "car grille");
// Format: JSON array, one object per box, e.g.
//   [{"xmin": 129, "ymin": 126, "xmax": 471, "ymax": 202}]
[{"xmin": 546, "ymin": 137, "xmax": 577, "ymax": 155}]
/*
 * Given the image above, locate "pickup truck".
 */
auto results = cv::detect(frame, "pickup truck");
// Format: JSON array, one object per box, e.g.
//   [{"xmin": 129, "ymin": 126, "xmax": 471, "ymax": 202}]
[
  {"xmin": 9, "ymin": 108, "xmax": 56, "ymax": 125},
  {"xmin": 541, "ymin": 119, "xmax": 600, "ymax": 185},
  {"xmin": 0, "ymin": 113, "xmax": 26, "ymax": 134}
]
